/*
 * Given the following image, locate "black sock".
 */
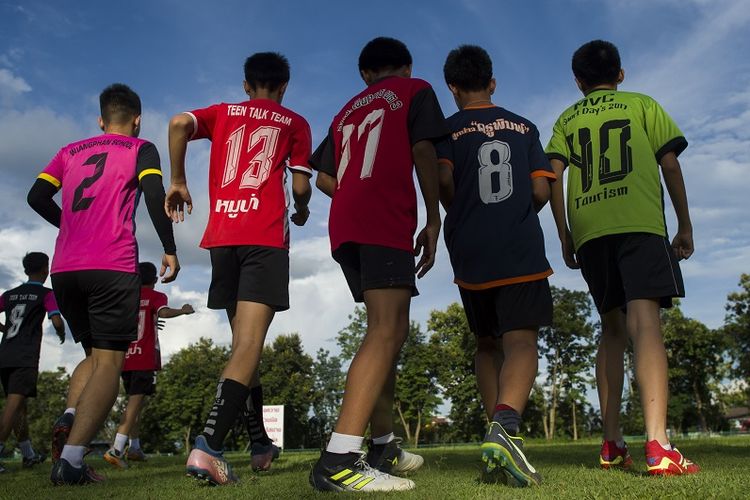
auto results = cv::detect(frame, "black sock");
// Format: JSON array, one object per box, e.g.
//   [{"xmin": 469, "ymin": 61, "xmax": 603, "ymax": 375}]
[
  {"xmin": 244, "ymin": 385, "xmax": 271, "ymax": 446},
  {"xmin": 202, "ymin": 378, "xmax": 250, "ymax": 451},
  {"xmin": 493, "ymin": 404, "xmax": 521, "ymax": 436}
]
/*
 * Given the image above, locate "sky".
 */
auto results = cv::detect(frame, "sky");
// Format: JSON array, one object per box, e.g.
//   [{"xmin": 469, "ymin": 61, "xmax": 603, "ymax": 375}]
[{"xmin": 1, "ymin": 0, "xmax": 749, "ymax": 377}]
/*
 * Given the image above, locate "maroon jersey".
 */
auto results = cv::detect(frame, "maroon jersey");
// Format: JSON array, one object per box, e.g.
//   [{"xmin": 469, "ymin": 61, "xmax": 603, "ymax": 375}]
[
  {"xmin": 123, "ymin": 287, "xmax": 167, "ymax": 372},
  {"xmin": 186, "ymin": 99, "xmax": 312, "ymax": 249},
  {"xmin": 310, "ymin": 77, "xmax": 448, "ymax": 252}
]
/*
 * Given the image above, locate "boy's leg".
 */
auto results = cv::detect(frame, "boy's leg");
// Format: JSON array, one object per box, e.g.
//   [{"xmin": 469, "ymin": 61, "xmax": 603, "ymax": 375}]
[
  {"xmin": 0, "ymin": 393, "xmax": 24, "ymax": 444},
  {"xmin": 597, "ymin": 309, "xmax": 627, "ymax": 443},
  {"xmin": 369, "ymin": 362, "xmax": 396, "ymax": 439},
  {"xmin": 475, "ymin": 336, "xmax": 503, "ymax": 420},
  {"xmin": 496, "ymin": 329, "xmax": 538, "ymax": 418}
]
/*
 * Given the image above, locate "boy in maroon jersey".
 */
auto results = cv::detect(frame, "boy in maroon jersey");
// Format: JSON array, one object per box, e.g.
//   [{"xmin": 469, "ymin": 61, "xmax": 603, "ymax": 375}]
[
  {"xmin": 165, "ymin": 52, "xmax": 312, "ymax": 485},
  {"xmin": 103, "ymin": 262, "xmax": 194, "ymax": 469},
  {"xmin": 309, "ymin": 37, "xmax": 448, "ymax": 493}
]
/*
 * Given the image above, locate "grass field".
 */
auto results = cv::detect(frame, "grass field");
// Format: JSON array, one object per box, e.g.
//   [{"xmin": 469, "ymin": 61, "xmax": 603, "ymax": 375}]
[{"xmin": 1, "ymin": 436, "xmax": 748, "ymax": 499}]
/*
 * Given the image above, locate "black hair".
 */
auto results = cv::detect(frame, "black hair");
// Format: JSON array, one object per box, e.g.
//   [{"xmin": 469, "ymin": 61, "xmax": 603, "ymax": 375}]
[
  {"xmin": 139, "ymin": 262, "xmax": 158, "ymax": 286},
  {"xmin": 443, "ymin": 45, "xmax": 493, "ymax": 92},
  {"xmin": 99, "ymin": 83, "xmax": 142, "ymax": 125},
  {"xmin": 358, "ymin": 37, "xmax": 412, "ymax": 73},
  {"xmin": 572, "ymin": 40, "xmax": 622, "ymax": 89},
  {"xmin": 244, "ymin": 52, "xmax": 290, "ymax": 91},
  {"xmin": 22, "ymin": 252, "xmax": 48, "ymax": 276}
]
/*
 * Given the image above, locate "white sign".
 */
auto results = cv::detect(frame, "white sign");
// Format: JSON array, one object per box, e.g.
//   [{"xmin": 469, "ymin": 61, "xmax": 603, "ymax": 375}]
[{"xmin": 262, "ymin": 405, "xmax": 284, "ymax": 449}]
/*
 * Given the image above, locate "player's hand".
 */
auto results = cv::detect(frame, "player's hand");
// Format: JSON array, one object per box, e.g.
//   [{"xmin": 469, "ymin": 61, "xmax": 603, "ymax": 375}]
[
  {"xmin": 182, "ymin": 304, "xmax": 195, "ymax": 315},
  {"xmin": 672, "ymin": 229, "xmax": 694, "ymax": 260},
  {"xmin": 414, "ymin": 221, "xmax": 440, "ymax": 279},
  {"xmin": 157, "ymin": 319, "xmax": 166, "ymax": 330},
  {"xmin": 160, "ymin": 253, "xmax": 180, "ymax": 283},
  {"xmin": 165, "ymin": 182, "xmax": 193, "ymax": 223},
  {"xmin": 56, "ymin": 329, "xmax": 65, "ymax": 344},
  {"xmin": 561, "ymin": 229, "xmax": 580, "ymax": 269},
  {"xmin": 290, "ymin": 203, "xmax": 310, "ymax": 226}
]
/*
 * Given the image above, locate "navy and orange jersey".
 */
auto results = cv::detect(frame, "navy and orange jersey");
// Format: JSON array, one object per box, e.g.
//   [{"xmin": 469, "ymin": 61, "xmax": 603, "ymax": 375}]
[
  {"xmin": 0, "ymin": 282, "xmax": 60, "ymax": 368},
  {"xmin": 436, "ymin": 105, "xmax": 555, "ymax": 290}
]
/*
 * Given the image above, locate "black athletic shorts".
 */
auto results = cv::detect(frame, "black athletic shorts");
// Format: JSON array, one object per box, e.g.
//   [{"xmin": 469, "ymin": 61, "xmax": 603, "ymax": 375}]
[
  {"xmin": 460, "ymin": 279, "xmax": 553, "ymax": 338},
  {"xmin": 333, "ymin": 243, "xmax": 418, "ymax": 303},
  {"xmin": 577, "ymin": 232, "xmax": 685, "ymax": 314},
  {"xmin": 0, "ymin": 367, "xmax": 38, "ymax": 397},
  {"xmin": 122, "ymin": 370, "xmax": 156, "ymax": 396},
  {"xmin": 51, "ymin": 270, "xmax": 140, "ymax": 352},
  {"xmin": 208, "ymin": 246, "xmax": 289, "ymax": 311}
]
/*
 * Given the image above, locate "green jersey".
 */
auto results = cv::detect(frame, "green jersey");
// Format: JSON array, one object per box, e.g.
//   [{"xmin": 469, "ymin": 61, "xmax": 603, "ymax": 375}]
[{"xmin": 546, "ymin": 89, "xmax": 687, "ymax": 250}]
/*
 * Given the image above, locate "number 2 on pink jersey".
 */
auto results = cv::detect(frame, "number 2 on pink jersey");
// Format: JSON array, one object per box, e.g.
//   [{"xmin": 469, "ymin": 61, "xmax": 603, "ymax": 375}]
[
  {"xmin": 337, "ymin": 108, "xmax": 385, "ymax": 184},
  {"xmin": 222, "ymin": 125, "xmax": 281, "ymax": 189}
]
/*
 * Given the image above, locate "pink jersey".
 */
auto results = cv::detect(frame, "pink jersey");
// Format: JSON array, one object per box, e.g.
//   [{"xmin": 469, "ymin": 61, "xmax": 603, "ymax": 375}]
[{"xmin": 39, "ymin": 134, "xmax": 162, "ymax": 274}]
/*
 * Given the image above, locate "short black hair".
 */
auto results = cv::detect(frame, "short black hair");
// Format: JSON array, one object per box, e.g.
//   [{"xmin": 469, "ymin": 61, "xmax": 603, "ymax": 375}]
[
  {"xmin": 22, "ymin": 252, "xmax": 48, "ymax": 275},
  {"xmin": 444, "ymin": 45, "xmax": 493, "ymax": 92},
  {"xmin": 244, "ymin": 52, "xmax": 290, "ymax": 91},
  {"xmin": 100, "ymin": 83, "xmax": 141, "ymax": 125},
  {"xmin": 572, "ymin": 40, "xmax": 622, "ymax": 89},
  {"xmin": 358, "ymin": 37, "xmax": 412, "ymax": 73},
  {"xmin": 139, "ymin": 262, "xmax": 158, "ymax": 286}
]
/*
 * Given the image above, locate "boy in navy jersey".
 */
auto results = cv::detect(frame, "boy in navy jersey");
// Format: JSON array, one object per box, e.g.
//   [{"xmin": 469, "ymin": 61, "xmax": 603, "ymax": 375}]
[
  {"xmin": 437, "ymin": 45, "xmax": 555, "ymax": 486},
  {"xmin": 309, "ymin": 37, "xmax": 448, "ymax": 493}
]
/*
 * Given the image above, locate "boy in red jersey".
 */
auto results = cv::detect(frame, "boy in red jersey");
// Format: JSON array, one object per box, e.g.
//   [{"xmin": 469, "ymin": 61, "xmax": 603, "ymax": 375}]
[
  {"xmin": 165, "ymin": 52, "xmax": 312, "ymax": 485},
  {"xmin": 308, "ymin": 37, "xmax": 448, "ymax": 493},
  {"xmin": 103, "ymin": 262, "xmax": 194, "ymax": 469},
  {"xmin": 27, "ymin": 84, "xmax": 180, "ymax": 485}
]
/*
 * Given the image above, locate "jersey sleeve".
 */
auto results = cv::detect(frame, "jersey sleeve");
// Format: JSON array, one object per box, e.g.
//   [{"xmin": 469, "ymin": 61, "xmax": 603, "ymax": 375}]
[
  {"xmin": 545, "ymin": 116, "xmax": 570, "ymax": 166},
  {"xmin": 644, "ymin": 98, "xmax": 688, "ymax": 161},
  {"xmin": 287, "ymin": 118, "xmax": 313, "ymax": 176},
  {"xmin": 407, "ymin": 86, "xmax": 450, "ymax": 145},
  {"xmin": 136, "ymin": 142, "xmax": 163, "ymax": 181},
  {"xmin": 309, "ymin": 127, "xmax": 337, "ymax": 177},
  {"xmin": 435, "ymin": 136, "xmax": 454, "ymax": 170},
  {"xmin": 38, "ymin": 148, "xmax": 65, "ymax": 189},
  {"xmin": 153, "ymin": 291, "xmax": 169, "ymax": 314},
  {"xmin": 43, "ymin": 290, "xmax": 61, "ymax": 318},
  {"xmin": 529, "ymin": 127, "xmax": 556, "ymax": 179},
  {"xmin": 186, "ymin": 104, "xmax": 221, "ymax": 141}
]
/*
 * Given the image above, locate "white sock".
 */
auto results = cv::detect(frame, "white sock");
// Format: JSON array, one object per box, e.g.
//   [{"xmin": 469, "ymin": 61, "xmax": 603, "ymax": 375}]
[
  {"xmin": 326, "ymin": 432, "xmax": 364, "ymax": 455},
  {"xmin": 114, "ymin": 433, "xmax": 128, "ymax": 453},
  {"xmin": 616, "ymin": 440, "xmax": 626, "ymax": 449},
  {"xmin": 60, "ymin": 445, "xmax": 87, "ymax": 468},
  {"xmin": 65, "ymin": 407, "xmax": 76, "ymax": 416},
  {"xmin": 661, "ymin": 442, "xmax": 672, "ymax": 451},
  {"xmin": 18, "ymin": 440, "xmax": 35, "ymax": 459},
  {"xmin": 372, "ymin": 432, "xmax": 395, "ymax": 445},
  {"xmin": 129, "ymin": 438, "xmax": 141, "ymax": 450}
]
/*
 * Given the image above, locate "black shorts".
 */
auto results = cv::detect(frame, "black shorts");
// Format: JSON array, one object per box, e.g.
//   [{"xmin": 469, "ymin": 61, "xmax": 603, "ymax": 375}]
[
  {"xmin": 0, "ymin": 367, "xmax": 38, "ymax": 397},
  {"xmin": 208, "ymin": 246, "xmax": 289, "ymax": 312},
  {"xmin": 122, "ymin": 370, "xmax": 156, "ymax": 396},
  {"xmin": 577, "ymin": 232, "xmax": 685, "ymax": 314},
  {"xmin": 51, "ymin": 270, "xmax": 140, "ymax": 352},
  {"xmin": 333, "ymin": 243, "xmax": 418, "ymax": 303},
  {"xmin": 460, "ymin": 279, "xmax": 553, "ymax": 338}
]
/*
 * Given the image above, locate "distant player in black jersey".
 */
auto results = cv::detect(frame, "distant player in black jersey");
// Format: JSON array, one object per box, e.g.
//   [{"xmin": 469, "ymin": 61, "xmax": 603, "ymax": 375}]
[
  {"xmin": 0, "ymin": 252, "xmax": 65, "ymax": 472},
  {"xmin": 437, "ymin": 45, "xmax": 555, "ymax": 487}
]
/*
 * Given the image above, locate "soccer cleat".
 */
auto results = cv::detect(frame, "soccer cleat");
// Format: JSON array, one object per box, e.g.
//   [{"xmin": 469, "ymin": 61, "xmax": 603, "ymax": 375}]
[
  {"xmin": 50, "ymin": 458, "xmax": 105, "ymax": 485},
  {"xmin": 599, "ymin": 440, "xmax": 633, "ymax": 469},
  {"xmin": 250, "ymin": 442, "xmax": 279, "ymax": 472},
  {"xmin": 185, "ymin": 435, "xmax": 238, "ymax": 485},
  {"xmin": 22, "ymin": 451, "xmax": 47, "ymax": 468},
  {"xmin": 481, "ymin": 422, "xmax": 542, "ymax": 486},
  {"xmin": 126, "ymin": 447, "xmax": 147, "ymax": 462},
  {"xmin": 645, "ymin": 440, "xmax": 700, "ymax": 476},
  {"xmin": 103, "ymin": 448, "xmax": 129, "ymax": 469},
  {"xmin": 309, "ymin": 451, "xmax": 415, "ymax": 492},
  {"xmin": 366, "ymin": 438, "xmax": 424, "ymax": 475},
  {"xmin": 51, "ymin": 412, "xmax": 74, "ymax": 462}
]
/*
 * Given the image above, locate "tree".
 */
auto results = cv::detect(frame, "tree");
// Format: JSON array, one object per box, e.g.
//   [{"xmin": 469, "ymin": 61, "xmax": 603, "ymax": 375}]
[
  {"xmin": 336, "ymin": 306, "xmax": 368, "ymax": 362},
  {"xmin": 538, "ymin": 287, "xmax": 596, "ymax": 440},
  {"xmin": 309, "ymin": 348, "xmax": 345, "ymax": 448},
  {"xmin": 725, "ymin": 274, "xmax": 750, "ymax": 397},
  {"xmin": 259, "ymin": 333, "xmax": 314, "ymax": 449},
  {"xmin": 24, "ymin": 367, "xmax": 69, "ymax": 453}
]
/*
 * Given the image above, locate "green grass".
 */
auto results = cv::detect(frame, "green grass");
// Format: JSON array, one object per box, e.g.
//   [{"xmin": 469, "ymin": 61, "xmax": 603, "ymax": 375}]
[{"xmin": 2, "ymin": 436, "xmax": 748, "ymax": 499}]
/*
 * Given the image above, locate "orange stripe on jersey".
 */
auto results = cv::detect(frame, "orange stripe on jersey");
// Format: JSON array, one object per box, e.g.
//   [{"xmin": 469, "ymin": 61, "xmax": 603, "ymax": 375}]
[
  {"xmin": 438, "ymin": 158, "xmax": 454, "ymax": 170},
  {"xmin": 455, "ymin": 269, "xmax": 553, "ymax": 290},
  {"xmin": 38, "ymin": 173, "xmax": 61, "ymax": 188},
  {"xmin": 531, "ymin": 170, "xmax": 557, "ymax": 180}
]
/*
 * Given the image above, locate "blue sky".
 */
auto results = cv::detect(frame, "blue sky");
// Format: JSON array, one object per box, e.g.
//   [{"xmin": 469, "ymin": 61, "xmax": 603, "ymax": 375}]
[{"xmin": 1, "ymin": 0, "xmax": 749, "ymax": 377}]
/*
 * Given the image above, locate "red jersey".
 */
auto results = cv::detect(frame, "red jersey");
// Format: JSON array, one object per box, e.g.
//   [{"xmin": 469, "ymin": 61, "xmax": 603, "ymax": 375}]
[
  {"xmin": 186, "ymin": 99, "xmax": 313, "ymax": 249},
  {"xmin": 123, "ymin": 287, "xmax": 168, "ymax": 372},
  {"xmin": 310, "ymin": 77, "xmax": 448, "ymax": 253}
]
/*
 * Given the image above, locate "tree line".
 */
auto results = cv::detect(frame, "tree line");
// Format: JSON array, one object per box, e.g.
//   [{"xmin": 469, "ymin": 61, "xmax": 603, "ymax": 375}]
[{"xmin": 2, "ymin": 276, "xmax": 749, "ymax": 453}]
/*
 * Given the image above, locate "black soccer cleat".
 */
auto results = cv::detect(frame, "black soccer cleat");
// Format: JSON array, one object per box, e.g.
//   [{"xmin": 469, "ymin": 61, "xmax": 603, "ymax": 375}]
[
  {"xmin": 310, "ymin": 450, "xmax": 415, "ymax": 492},
  {"xmin": 50, "ymin": 458, "xmax": 105, "ymax": 486}
]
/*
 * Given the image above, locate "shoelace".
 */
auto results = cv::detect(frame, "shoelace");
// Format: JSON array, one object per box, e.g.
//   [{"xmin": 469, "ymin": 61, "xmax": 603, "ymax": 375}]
[{"xmin": 354, "ymin": 452, "xmax": 390, "ymax": 479}]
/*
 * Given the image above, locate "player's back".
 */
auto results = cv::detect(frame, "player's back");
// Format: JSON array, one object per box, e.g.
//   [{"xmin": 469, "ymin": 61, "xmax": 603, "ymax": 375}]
[
  {"xmin": 40, "ymin": 134, "xmax": 155, "ymax": 274},
  {"xmin": 124, "ymin": 286, "xmax": 167, "ymax": 371},
  {"xmin": 188, "ymin": 99, "xmax": 312, "ymax": 249},
  {"xmin": 0, "ymin": 282, "xmax": 54, "ymax": 367},
  {"xmin": 440, "ymin": 105, "xmax": 553, "ymax": 288}
]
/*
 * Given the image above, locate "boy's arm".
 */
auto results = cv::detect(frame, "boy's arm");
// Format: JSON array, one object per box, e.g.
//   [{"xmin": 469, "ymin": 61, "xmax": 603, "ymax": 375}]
[
  {"xmin": 291, "ymin": 172, "xmax": 312, "ymax": 226},
  {"xmin": 165, "ymin": 113, "xmax": 195, "ymax": 223},
  {"xmin": 158, "ymin": 304, "xmax": 195, "ymax": 319},
  {"xmin": 50, "ymin": 314, "xmax": 65, "ymax": 344},
  {"xmin": 549, "ymin": 158, "xmax": 579, "ymax": 269},
  {"xmin": 315, "ymin": 173, "xmax": 336, "ymax": 198},
  {"xmin": 309, "ymin": 129, "xmax": 338, "ymax": 198},
  {"xmin": 27, "ymin": 178, "xmax": 62, "ymax": 228},
  {"xmin": 413, "ymin": 140, "xmax": 442, "ymax": 278},
  {"xmin": 531, "ymin": 176, "xmax": 551, "ymax": 213},
  {"xmin": 660, "ymin": 152, "xmax": 693, "ymax": 260},
  {"xmin": 437, "ymin": 161, "xmax": 454, "ymax": 210}
]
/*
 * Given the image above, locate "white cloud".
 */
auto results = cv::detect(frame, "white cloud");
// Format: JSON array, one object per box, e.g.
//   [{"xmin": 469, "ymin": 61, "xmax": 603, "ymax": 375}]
[{"xmin": 0, "ymin": 68, "xmax": 31, "ymax": 97}]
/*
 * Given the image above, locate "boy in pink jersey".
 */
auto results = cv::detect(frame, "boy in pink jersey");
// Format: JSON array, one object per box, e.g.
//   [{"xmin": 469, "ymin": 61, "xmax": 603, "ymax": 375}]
[
  {"xmin": 27, "ymin": 84, "xmax": 180, "ymax": 485},
  {"xmin": 165, "ymin": 52, "xmax": 312, "ymax": 485}
]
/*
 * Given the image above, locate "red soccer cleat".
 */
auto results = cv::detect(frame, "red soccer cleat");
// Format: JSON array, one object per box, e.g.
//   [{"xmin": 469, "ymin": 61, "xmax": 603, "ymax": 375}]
[
  {"xmin": 645, "ymin": 440, "xmax": 700, "ymax": 476},
  {"xmin": 599, "ymin": 440, "xmax": 633, "ymax": 469}
]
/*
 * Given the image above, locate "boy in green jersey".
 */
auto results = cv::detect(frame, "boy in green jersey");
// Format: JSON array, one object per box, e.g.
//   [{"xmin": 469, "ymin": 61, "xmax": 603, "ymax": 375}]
[{"xmin": 546, "ymin": 40, "xmax": 699, "ymax": 476}]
